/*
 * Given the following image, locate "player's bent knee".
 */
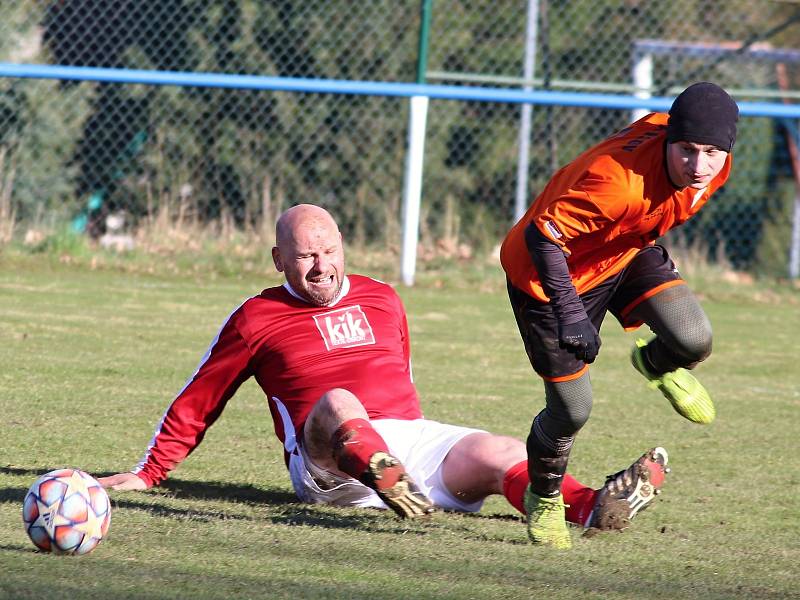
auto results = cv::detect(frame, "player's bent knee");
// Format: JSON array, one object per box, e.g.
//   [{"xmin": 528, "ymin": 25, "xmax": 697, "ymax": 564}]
[
  {"xmin": 564, "ymin": 402, "xmax": 592, "ymax": 432},
  {"xmin": 688, "ymin": 328, "xmax": 712, "ymax": 363},
  {"xmin": 305, "ymin": 388, "xmax": 369, "ymax": 450},
  {"xmin": 319, "ymin": 387, "xmax": 359, "ymax": 404},
  {"xmin": 484, "ymin": 434, "xmax": 527, "ymax": 464},
  {"xmin": 314, "ymin": 388, "xmax": 363, "ymax": 414},
  {"xmin": 672, "ymin": 315, "xmax": 713, "ymax": 366},
  {"xmin": 648, "ymin": 284, "xmax": 713, "ymax": 365}
]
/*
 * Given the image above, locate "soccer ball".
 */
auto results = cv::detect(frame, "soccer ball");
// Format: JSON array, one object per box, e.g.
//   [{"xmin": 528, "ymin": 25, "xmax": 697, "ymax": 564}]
[{"xmin": 22, "ymin": 468, "xmax": 111, "ymax": 555}]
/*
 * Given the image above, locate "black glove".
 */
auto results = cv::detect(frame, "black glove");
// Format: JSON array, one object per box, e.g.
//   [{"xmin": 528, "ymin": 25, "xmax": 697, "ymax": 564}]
[{"xmin": 558, "ymin": 317, "xmax": 601, "ymax": 363}]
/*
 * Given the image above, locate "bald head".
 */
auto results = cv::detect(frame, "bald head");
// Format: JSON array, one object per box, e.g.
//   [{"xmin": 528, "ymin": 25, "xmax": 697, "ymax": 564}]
[
  {"xmin": 272, "ymin": 204, "xmax": 345, "ymax": 306},
  {"xmin": 275, "ymin": 204, "xmax": 340, "ymax": 249}
]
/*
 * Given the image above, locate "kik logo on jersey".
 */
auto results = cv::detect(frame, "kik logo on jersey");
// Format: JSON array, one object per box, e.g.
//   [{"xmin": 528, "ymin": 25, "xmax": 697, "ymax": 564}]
[{"xmin": 313, "ymin": 305, "xmax": 376, "ymax": 350}]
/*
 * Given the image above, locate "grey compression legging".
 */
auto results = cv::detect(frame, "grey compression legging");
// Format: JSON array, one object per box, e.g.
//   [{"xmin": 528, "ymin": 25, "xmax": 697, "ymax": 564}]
[{"xmin": 535, "ymin": 283, "xmax": 712, "ymax": 454}]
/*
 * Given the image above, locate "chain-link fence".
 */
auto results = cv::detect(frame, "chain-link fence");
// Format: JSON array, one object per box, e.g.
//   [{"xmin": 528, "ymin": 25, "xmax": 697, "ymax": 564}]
[{"xmin": 1, "ymin": 1, "xmax": 799, "ymax": 276}]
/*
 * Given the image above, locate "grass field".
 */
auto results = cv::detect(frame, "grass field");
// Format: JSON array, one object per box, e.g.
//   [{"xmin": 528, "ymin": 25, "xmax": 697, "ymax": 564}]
[{"xmin": 1, "ymin": 253, "xmax": 798, "ymax": 599}]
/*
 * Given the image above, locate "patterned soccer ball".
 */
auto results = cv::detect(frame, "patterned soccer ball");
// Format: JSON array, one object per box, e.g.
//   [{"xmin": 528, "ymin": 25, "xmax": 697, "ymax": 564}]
[{"xmin": 22, "ymin": 468, "xmax": 111, "ymax": 555}]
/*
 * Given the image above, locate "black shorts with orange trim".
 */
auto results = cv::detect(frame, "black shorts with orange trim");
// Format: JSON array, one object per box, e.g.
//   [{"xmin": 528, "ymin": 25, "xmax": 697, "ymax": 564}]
[{"xmin": 507, "ymin": 245, "xmax": 683, "ymax": 381}]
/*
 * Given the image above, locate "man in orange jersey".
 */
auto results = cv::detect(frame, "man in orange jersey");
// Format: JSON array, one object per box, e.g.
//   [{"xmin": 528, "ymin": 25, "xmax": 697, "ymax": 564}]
[{"xmin": 500, "ymin": 82, "xmax": 738, "ymax": 548}]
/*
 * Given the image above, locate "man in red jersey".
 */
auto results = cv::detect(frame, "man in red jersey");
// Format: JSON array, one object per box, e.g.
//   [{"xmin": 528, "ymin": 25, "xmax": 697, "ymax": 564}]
[
  {"xmin": 100, "ymin": 204, "xmax": 668, "ymax": 537},
  {"xmin": 501, "ymin": 82, "xmax": 738, "ymax": 548}
]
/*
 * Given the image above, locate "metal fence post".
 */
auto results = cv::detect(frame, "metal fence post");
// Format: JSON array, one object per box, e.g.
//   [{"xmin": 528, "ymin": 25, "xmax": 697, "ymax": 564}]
[
  {"xmin": 513, "ymin": 0, "xmax": 539, "ymax": 224},
  {"xmin": 401, "ymin": 0, "xmax": 432, "ymax": 286}
]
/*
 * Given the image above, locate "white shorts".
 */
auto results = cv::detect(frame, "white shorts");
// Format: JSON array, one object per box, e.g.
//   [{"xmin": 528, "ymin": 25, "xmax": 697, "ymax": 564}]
[{"xmin": 288, "ymin": 418, "xmax": 486, "ymax": 513}]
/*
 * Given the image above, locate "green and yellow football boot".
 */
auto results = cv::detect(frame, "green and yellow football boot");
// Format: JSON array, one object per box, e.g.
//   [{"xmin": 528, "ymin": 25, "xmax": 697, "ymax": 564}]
[
  {"xmin": 523, "ymin": 486, "xmax": 572, "ymax": 549},
  {"xmin": 631, "ymin": 339, "xmax": 715, "ymax": 424}
]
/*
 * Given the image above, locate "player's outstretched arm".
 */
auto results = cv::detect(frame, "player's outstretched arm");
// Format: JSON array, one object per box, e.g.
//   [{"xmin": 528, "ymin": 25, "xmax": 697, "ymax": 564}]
[{"xmin": 98, "ymin": 472, "xmax": 148, "ymax": 491}]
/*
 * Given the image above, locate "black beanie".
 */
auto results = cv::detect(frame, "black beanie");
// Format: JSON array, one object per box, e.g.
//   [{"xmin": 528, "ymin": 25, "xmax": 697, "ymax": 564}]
[{"xmin": 666, "ymin": 82, "xmax": 739, "ymax": 152}]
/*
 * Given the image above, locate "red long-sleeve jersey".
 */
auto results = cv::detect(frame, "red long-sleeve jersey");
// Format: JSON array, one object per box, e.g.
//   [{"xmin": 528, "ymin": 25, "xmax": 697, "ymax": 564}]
[{"xmin": 133, "ymin": 275, "xmax": 422, "ymax": 487}]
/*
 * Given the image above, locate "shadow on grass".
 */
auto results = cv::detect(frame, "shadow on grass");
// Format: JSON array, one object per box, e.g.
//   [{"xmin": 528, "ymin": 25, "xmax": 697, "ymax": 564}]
[
  {"xmin": 0, "ymin": 543, "xmax": 36, "ymax": 554},
  {"xmin": 1, "ymin": 465, "xmax": 412, "ymax": 534},
  {"xmin": 0, "ymin": 487, "xmax": 27, "ymax": 504},
  {"xmin": 453, "ymin": 510, "xmax": 523, "ymax": 523},
  {"xmin": 2, "ymin": 466, "xmax": 516, "ymax": 537},
  {"xmin": 1, "ymin": 465, "xmax": 294, "ymax": 504},
  {"xmin": 112, "ymin": 494, "xmax": 423, "ymax": 534},
  {"xmin": 158, "ymin": 476, "xmax": 298, "ymax": 505},
  {"xmin": 0, "ymin": 465, "xmax": 56, "ymax": 478}
]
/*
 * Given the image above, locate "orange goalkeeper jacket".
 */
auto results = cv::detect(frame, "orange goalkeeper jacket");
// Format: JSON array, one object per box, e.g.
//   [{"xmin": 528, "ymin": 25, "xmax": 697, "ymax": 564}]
[{"xmin": 501, "ymin": 112, "xmax": 732, "ymax": 302}]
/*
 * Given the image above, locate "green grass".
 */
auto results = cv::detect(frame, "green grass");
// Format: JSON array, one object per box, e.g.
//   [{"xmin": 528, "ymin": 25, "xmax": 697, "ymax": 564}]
[{"xmin": 1, "ymin": 254, "xmax": 798, "ymax": 599}]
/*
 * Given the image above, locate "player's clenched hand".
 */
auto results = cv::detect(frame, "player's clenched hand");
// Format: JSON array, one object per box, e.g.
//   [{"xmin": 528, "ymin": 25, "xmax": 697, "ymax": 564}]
[
  {"xmin": 98, "ymin": 472, "xmax": 148, "ymax": 491},
  {"xmin": 558, "ymin": 317, "xmax": 601, "ymax": 363}
]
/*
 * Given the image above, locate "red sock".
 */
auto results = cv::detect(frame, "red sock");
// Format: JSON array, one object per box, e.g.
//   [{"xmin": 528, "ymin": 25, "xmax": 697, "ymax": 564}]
[
  {"xmin": 502, "ymin": 460, "xmax": 598, "ymax": 525},
  {"xmin": 561, "ymin": 473, "xmax": 598, "ymax": 526},
  {"xmin": 331, "ymin": 418, "xmax": 390, "ymax": 482},
  {"xmin": 501, "ymin": 460, "xmax": 529, "ymax": 515}
]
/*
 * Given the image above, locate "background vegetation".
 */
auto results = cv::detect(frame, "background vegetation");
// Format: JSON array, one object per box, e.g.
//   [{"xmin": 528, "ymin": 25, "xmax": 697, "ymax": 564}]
[{"xmin": 2, "ymin": 1, "xmax": 800, "ymax": 276}]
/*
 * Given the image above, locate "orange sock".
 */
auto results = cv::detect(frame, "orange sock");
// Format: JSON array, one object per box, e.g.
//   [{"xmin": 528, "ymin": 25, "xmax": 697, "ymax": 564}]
[
  {"xmin": 502, "ymin": 460, "xmax": 598, "ymax": 525},
  {"xmin": 331, "ymin": 418, "xmax": 390, "ymax": 482}
]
